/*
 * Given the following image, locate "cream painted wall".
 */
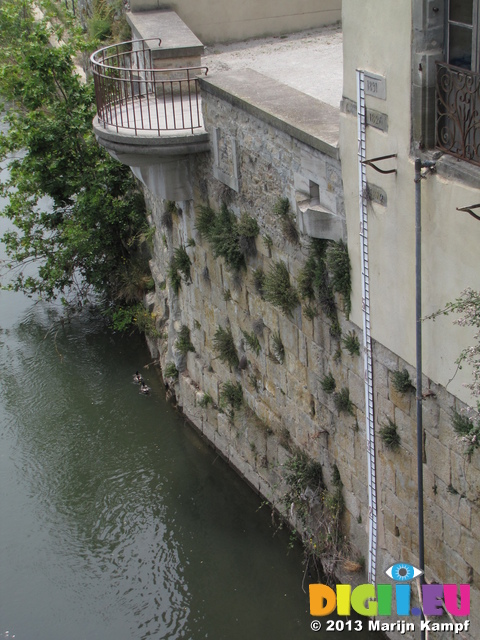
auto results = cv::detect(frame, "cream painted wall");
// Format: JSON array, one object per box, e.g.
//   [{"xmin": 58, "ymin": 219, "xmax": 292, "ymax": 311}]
[
  {"xmin": 129, "ymin": 0, "xmax": 341, "ymax": 43},
  {"xmin": 340, "ymin": 0, "xmax": 480, "ymax": 406}
]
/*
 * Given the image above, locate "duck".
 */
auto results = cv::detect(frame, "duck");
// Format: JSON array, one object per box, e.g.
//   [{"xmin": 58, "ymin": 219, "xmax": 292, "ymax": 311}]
[
  {"xmin": 133, "ymin": 371, "xmax": 143, "ymax": 384},
  {"xmin": 140, "ymin": 382, "xmax": 151, "ymax": 394}
]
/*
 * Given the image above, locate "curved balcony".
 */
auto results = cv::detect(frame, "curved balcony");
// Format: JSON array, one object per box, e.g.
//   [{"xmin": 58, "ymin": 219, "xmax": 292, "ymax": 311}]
[{"xmin": 90, "ymin": 38, "xmax": 210, "ymax": 200}]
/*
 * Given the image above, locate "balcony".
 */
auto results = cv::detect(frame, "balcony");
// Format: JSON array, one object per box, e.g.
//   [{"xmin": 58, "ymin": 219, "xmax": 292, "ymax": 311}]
[
  {"xmin": 436, "ymin": 62, "xmax": 480, "ymax": 167},
  {"xmin": 90, "ymin": 36, "xmax": 210, "ymax": 200}
]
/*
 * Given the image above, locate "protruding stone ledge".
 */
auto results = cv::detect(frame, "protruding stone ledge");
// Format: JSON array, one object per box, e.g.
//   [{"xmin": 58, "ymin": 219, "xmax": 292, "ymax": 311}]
[{"xmin": 200, "ymin": 69, "xmax": 340, "ymax": 159}]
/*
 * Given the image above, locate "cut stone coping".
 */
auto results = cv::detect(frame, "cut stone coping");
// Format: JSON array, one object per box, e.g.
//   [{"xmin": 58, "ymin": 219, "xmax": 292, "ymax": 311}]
[
  {"xmin": 126, "ymin": 10, "xmax": 204, "ymax": 61},
  {"xmin": 200, "ymin": 68, "xmax": 340, "ymax": 159}
]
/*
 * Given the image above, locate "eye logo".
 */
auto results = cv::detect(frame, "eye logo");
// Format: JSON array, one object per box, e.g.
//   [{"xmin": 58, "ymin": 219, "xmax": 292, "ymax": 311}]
[{"xmin": 385, "ymin": 563, "xmax": 423, "ymax": 582}]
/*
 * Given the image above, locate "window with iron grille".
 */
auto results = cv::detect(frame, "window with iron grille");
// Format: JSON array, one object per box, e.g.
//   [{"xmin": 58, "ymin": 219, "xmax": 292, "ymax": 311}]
[{"xmin": 436, "ymin": 0, "xmax": 480, "ymax": 165}]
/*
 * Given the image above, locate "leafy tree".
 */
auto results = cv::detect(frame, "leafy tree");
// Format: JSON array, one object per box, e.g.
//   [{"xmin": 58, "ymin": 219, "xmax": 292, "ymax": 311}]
[{"xmin": 0, "ymin": 0, "xmax": 148, "ymax": 308}]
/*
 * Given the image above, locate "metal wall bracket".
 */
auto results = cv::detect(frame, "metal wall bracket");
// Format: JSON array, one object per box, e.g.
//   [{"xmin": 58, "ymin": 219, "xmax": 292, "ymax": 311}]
[
  {"xmin": 457, "ymin": 203, "xmax": 480, "ymax": 221},
  {"xmin": 361, "ymin": 153, "xmax": 397, "ymax": 174}
]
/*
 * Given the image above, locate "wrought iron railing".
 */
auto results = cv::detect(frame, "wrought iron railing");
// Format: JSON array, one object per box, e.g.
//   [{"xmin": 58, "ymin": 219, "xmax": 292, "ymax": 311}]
[
  {"xmin": 436, "ymin": 61, "xmax": 480, "ymax": 166},
  {"xmin": 90, "ymin": 39, "xmax": 208, "ymax": 135}
]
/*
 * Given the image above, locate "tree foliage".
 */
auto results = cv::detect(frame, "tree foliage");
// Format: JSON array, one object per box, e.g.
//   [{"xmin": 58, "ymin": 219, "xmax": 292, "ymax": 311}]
[{"xmin": 0, "ymin": 0, "xmax": 148, "ymax": 307}]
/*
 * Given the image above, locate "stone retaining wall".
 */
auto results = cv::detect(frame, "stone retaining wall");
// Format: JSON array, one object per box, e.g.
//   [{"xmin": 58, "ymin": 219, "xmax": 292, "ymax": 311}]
[{"xmin": 142, "ymin": 84, "xmax": 479, "ymax": 639}]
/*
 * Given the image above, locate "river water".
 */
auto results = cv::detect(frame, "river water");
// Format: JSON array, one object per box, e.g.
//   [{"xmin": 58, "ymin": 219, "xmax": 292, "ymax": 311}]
[{"xmin": 0, "ymin": 128, "xmax": 380, "ymax": 640}]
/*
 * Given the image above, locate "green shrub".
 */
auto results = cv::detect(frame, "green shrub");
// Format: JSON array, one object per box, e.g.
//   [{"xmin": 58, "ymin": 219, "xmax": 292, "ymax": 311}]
[
  {"xmin": 195, "ymin": 204, "xmax": 216, "ymax": 236},
  {"xmin": 198, "ymin": 392, "xmax": 213, "ymax": 408},
  {"xmin": 195, "ymin": 203, "xmax": 259, "ymax": 272},
  {"xmin": 303, "ymin": 303, "xmax": 318, "ymax": 321},
  {"xmin": 326, "ymin": 240, "xmax": 352, "ymax": 319},
  {"xmin": 219, "ymin": 380, "xmax": 243, "ymax": 417},
  {"xmin": 263, "ymin": 261, "xmax": 299, "ymax": 317},
  {"xmin": 164, "ymin": 362, "xmax": 178, "ymax": 379},
  {"xmin": 167, "ymin": 260, "xmax": 182, "ymax": 295},
  {"xmin": 334, "ymin": 387, "xmax": 354, "ymax": 415},
  {"xmin": 391, "ymin": 368, "xmax": 412, "ymax": 393},
  {"xmin": 273, "ymin": 197, "xmax": 299, "ymax": 244},
  {"xmin": 242, "ymin": 329, "xmax": 261, "ymax": 356},
  {"xmin": 173, "ymin": 245, "xmax": 192, "ymax": 282},
  {"xmin": 175, "ymin": 325, "xmax": 195, "ymax": 355},
  {"xmin": 342, "ymin": 330, "xmax": 360, "ymax": 356},
  {"xmin": 213, "ymin": 325, "xmax": 239, "ymax": 369},
  {"xmin": 253, "ymin": 268, "xmax": 266, "ymax": 297},
  {"xmin": 271, "ymin": 331, "xmax": 285, "ymax": 364},
  {"xmin": 320, "ymin": 372, "xmax": 336, "ymax": 394},
  {"xmin": 452, "ymin": 409, "xmax": 480, "ymax": 458},
  {"xmin": 379, "ymin": 418, "xmax": 401, "ymax": 451}
]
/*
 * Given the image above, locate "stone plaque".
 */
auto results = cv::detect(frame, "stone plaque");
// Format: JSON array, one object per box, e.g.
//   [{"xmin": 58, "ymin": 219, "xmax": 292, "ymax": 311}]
[
  {"xmin": 364, "ymin": 72, "xmax": 386, "ymax": 100},
  {"xmin": 366, "ymin": 109, "xmax": 388, "ymax": 132}
]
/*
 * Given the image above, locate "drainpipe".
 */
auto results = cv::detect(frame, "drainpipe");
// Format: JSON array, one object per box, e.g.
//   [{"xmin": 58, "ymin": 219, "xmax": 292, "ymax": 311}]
[{"xmin": 414, "ymin": 158, "xmax": 435, "ymax": 640}]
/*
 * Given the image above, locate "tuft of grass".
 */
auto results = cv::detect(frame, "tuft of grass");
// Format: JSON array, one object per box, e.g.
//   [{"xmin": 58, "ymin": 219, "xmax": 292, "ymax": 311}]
[
  {"xmin": 334, "ymin": 387, "xmax": 354, "ymax": 415},
  {"xmin": 391, "ymin": 368, "xmax": 412, "ymax": 393},
  {"xmin": 195, "ymin": 204, "xmax": 216, "ymax": 237},
  {"xmin": 320, "ymin": 372, "xmax": 336, "ymax": 394},
  {"xmin": 198, "ymin": 392, "xmax": 213, "ymax": 408},
  {"xmin": 167, "ymin": 260, "xmax": 182, "ymax": 295},
  {"xmin": 242, "ymin": 329, "xmax": 261, "ymax": 356},
  {"xmin": 303, "ymin": 303, "xmax": 318, "ymax": 321},
  {"xmin": 213, "ymin": 325, "xmax": 239, "ymax": 369},
  {"xmin": 342, "ymin": 330, "xmax": 360, "ymax": 356},
  {"xmin": 173, "ymin": 245, "xmax": 192, "ymax": 282},
  {"xmin": 223, "ymin": 289, "xmax": 231, "ymax": 302},
  {"xmin": 175, "ymin": 325, "xmax": 195, "ymax": 355},
  {"xmin": 271, "ymin": 331, "xmax": 285, "ymax": 364},
  {"xmin": 195, "ymin": 203, "xmax": 259, "ymax": 272},
  {"xmin": 164, "ymin": 362, "xmax": 179, "ymax": 379},
  {"xmin": 252, "ymin": 268, "xmax": 266, "ymax": 297},
  {"xmin": 379, "ymin": 418, "xmax": 401, "ymax": 451},
  {"xmin": 273, "ymin": 197, "xmax": 299, "ymax": 244},
  {"xmin": 326, "ymin": 240, "xmax": 352, "ymax": 319},
  {"xmin": 263, "ymin": 261, "xmax": 299, "ymax": 317},
  {"xmin": 219, "ymin": 380, "xmax": 243, "ymax": 418}
]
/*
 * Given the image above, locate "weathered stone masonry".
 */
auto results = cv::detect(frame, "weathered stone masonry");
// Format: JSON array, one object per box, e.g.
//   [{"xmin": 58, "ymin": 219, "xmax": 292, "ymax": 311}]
[{"xmin": 142, "ymin": 72, "xmax": 479, "ymax": 639}]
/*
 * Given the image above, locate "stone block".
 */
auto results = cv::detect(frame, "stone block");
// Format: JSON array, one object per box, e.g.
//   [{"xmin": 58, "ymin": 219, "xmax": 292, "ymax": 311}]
[
  {"xmin": 393, "ymin": 407, "xmax": 416, "ymax": 456},
  {"xmin": 347, "ymin": 370, "xmax": 365, "ymax": 414}
]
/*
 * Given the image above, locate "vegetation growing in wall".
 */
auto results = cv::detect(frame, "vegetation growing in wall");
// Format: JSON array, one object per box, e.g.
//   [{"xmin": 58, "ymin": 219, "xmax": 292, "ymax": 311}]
[
  {"xmin": 198, "ymin": 392, "xmax": 213, "ymax": 408},
  {"xmin": 175, "ymin": 325, "xmax": 195, "ymax": 355},
  {"xmin": 326, "ymin": 240, "xmax": 352, "ymax": 320},
  {"xmin": 334, "ymin": 387, "xmax": 354, "ymax": 416},
  {"xmin": 213, "ymin": 325, "xmax": 239, "ymax": 369},
  {"xmin": 391, "ymin": 368, "xmax": 412, "ymax": 394},
  {"xmin": 452, "ymin": 409, "xmax": 480, "ymax": 458},
  {"xmin": 173, "ymin": 245, "xmax": 192, "ymax": 282},
  {"xmin": 270, "ymin": 331, "xmax": 285, "ymax": 364},
  {"xmin": 320, "ymin": 372, "xmax": 336, "ymax": 394},
  {"xmin": 342, "ymin": 330, "xmax": 360, "ymax": 356},
  {"xmin": 164, "ymin": 362, "xmax": 179, "ymax": 379},
  {"xmin": 252, "ymin": 268, "xmax": 266, "ymax": 297},
  {"xmin": 297, "ymin": 240, "xmax": 344, "ymax": 337},
  {"xmin": 273, "ymin": 197, "xmax": 299, "ymax": 244},
  {"xmin": 263, "ymin": 261, "xmax": 299, "ymax": 317},
  {"xmin": 379, "ymin": 418, "xmax": 401, "ymax": 451},
  {"xmin": 195, "ymin": 203, "xmax": 259, "ymax": 272},
  {"xmin": 167, "ymin": 260, "xmax": 182, "ymax": 295},
  {"xmin": 242, "ymin": 330, "xmax": 261, "ymax": 356},
  {"xmin": 282, "ymin": 453, "xmax": 346, "ymax": 581},
  {"xmin": 219, "ymin": 380, "xmax": 243, "ymax": 418}
]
